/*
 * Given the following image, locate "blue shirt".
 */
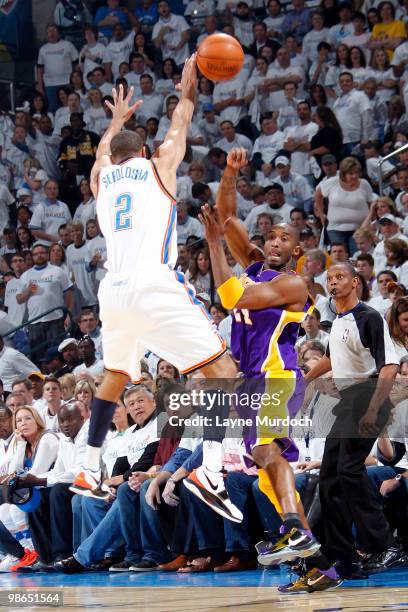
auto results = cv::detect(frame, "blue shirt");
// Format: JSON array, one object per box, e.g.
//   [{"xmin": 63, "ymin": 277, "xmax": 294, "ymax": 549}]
[{"xmin": 94, "ymin": 7, "xmax": 129, "ymax": 38}]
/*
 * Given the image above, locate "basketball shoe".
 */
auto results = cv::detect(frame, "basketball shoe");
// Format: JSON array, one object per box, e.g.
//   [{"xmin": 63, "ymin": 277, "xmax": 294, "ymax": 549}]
[
  {"xmin": 183, "ymin": 466, "xmax": 243, "ymax": 523},
  {"xmin": 278, "ymin": 567, "xmax": 343, "ymax": 593},
  {"xmin": 69, "ymin": 469, "xmax": 111, "ymax": 500},
  {"xmin": 256, "ymin": 527, "xmax": 321, "ymax": 566}
]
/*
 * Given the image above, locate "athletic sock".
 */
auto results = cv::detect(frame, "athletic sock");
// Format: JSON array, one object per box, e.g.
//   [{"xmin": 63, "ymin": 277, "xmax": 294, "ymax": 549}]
[
  {"xmin": 305, "ymin": 550, "xmax": 332, "ymax": 572},
  {"xmin": 282, "ymin": 513, "xmax": 304, "ymax": 532},
  {"xmin": 86, "ymin": 397, "xmax": 117, "ymax": 469},
  {"xmin": 203, "ymin": 440, "xmax": 223, "ymax": 473},
  {"xmin": 202, "ymin": 390, "xmax": 230, "ymax": 473}
]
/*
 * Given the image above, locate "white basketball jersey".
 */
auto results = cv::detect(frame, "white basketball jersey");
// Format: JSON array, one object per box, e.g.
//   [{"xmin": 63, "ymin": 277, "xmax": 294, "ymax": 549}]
[{"xmin": 97, "ymin": 158, "xmax": 177, "ymax": 274}]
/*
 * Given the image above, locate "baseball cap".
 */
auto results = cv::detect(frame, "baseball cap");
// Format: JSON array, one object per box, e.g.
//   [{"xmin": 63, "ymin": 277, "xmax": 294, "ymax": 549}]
[
  {"xmin": 28, "ymin": 371, "xmax": 45, "ymax": 381},
  {"xmin": 42, "ymin": 347, "xmax": 61, "ymax": 363},
  {"xmin": 300, "ymin": 228, "xmax": 314, "ymax": 237},
  {"xmin": 275, "ymin": 155, "xmax": 290, "ymax": 167},
  {"xmin": 321, "ymin": 154, "xmax": 337, "ymax": 165},
  {"xmin": 16, "ymin": 188, "xmax": 32, "ymax": 198},
  {"xmin": 58, "ymin": 338, "xmax": 78, "ymax": 352},
  {"xmin": 387, "ymin": 281, "xmax": 407, "ymax": 295},
  {"xmin": 378, "ymin": 214, "xmax": 400, "ymax": 225},
  {"xmin": 202, "ymin": 103, "xmax": 214, "ymax": 113}
]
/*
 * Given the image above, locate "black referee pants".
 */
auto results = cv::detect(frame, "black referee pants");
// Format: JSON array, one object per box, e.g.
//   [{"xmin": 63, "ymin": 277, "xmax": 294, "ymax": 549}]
[{"xmin": 319, "ymin": 382, "xmax": 396, "ymax": 563}]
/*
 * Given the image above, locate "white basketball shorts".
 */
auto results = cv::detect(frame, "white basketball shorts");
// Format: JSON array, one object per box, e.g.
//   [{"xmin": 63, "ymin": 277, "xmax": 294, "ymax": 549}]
[{"xmin": 98, "ymin": 267, "xmax": 226, "ymax": 382}]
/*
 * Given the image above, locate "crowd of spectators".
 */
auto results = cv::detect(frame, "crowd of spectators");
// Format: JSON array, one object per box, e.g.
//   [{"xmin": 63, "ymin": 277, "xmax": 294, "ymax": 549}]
[{"xmin": 0, "ymin": 0, "xmax": 406, "ymax": 578}]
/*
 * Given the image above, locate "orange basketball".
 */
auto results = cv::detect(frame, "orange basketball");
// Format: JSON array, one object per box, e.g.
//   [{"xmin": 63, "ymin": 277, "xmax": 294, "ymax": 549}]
[{"xmin": 197, "ymin": 33, "xmax": 244, "ymax": 82}]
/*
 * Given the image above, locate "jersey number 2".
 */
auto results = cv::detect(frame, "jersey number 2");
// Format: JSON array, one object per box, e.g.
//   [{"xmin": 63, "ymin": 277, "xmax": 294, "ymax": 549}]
[{"xmin": 114, "ymin": 193, "xmax": 133, "ymax": 231}]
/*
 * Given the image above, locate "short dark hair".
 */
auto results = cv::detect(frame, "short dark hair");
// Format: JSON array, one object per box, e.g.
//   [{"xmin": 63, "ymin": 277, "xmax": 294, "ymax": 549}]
[
  {"xmin": 290, "ymin": 207, "xmax": 307, "ymax": 219},
  {"xmin": 111, "ymin": 130, "xmax": 143, "ymax": 161},
  {"xmin": 356, "ymin": 253, "xmax": 374, "ymax": 267},
  {"xmin": 377, "ymin": 269, "xmax": 398, "ymax": 282}
]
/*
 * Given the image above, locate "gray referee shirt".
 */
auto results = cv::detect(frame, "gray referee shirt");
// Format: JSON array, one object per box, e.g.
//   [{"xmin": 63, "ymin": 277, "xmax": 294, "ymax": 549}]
[{"xmin": 326, "ymin": 302, "xmax": 399, "ymax": 390}]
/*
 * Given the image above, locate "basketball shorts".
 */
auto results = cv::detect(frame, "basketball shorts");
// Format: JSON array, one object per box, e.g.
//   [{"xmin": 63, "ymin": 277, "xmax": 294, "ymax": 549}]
[
  {"xmin": 254, "ymin": 371, "xmax": 297, "ymax": 448},
  {"xmin": 98, "ymin": 267, "xmax": 226, "ymax": 382}
]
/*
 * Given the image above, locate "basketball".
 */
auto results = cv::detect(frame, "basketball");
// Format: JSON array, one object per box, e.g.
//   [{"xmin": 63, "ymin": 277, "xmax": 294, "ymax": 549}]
[{"xmin": 197, "ymin": 33, "xmax": 244, "ymax": 82}]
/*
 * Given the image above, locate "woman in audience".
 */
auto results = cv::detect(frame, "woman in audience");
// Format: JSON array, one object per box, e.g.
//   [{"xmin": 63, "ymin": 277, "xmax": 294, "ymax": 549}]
[
  {"xmin": 356, "ymin": 272, "xmax": 371, "ymax": 302},
  {"xmin": 185, "ymin": 248, "xmax": 215, "ymax": 301},
  {"xmin": 387, "ymin": 296, "xmax": 408, "ymax": 358},
  {"xmin": 69, "ymin": 71, "xmax": 88, "ymax": 108},
  {"xmin": 384, "ymin": 238, "xmax": 408, "ymax": 286},
  {"xmin": 156, "ymin": 359, "xmax": 180, "ymax": 382},
  {"xmin": 132, "ymin": 32, "xmax": 156, "ymax": 69},
  {"xmin": 73, "ymin": 179, "xmax": 96, "ymax": 229},
  {"xmin": 16, "ymin": 227, "xmax": 34, "ymax": 251},
  {"xmin": 346, "ymin": 46, "xmax": 368, "ymax": 88},
  {"xmin": 85, "ymin": 219, "xmax": 99, "ymax": 241},
  {"xmin": 369, "ymin": 48, "xmax": 397, "ymax": 102},
  {"xmin": 310, "ymin": 105, "xmax": 343, "ymax": 168},
  {"xmin": 209, "ymin": 303, "xmax": 228, "ymax": 328},
  {"xmin": 155, "ymin": 58, "xmax": 178, "ymax": 97},
  {"xmin": 197, "ymin": 77, "xmax": 214, "ymax": 115},
  {"xmin": 49, "ymin": 242, "xmax": 68, "ymax": 274},
  {"xmin": 325, "ymin": 44, "xmax": 349, "ymax": 100},
  {"xmin": 30, "ymin": 92, "xmax": 53, "ymax": 125},
  {"xmin": 315, "ymin": 157, "xmax": 376, "ymax": 253},
  {"xmin": 74, "ymin": 379, "xmax": 96, "ymax": 420},
  {"xmin": 59, "ymin": 373, "xmax": 76, "ymax": 401},
  {"xmin": 83, "ymin": 89, "xmax": 106, "ymax": 136},
  {"xmin": 361, "ymin": 196, "xmax": 399, "ymax": 233},
  {"xmin": 0, "ymin": 406, "xmax": 59, "ymax": 572},
  {"xmin": 308, "ymin": 84, "xmax": 328, "ymax": 112}
]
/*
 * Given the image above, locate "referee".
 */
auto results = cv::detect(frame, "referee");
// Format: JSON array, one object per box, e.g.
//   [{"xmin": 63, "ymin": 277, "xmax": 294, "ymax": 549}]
[{"xmin": 306, "ymin": 262, "xmax": 406, "ymax": 578}]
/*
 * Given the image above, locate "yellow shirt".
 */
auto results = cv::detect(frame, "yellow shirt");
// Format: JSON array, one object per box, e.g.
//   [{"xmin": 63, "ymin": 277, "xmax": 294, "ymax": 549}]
[{"xmin": 372, "ymin": 20, "xmax": 407, "ymax": 60}]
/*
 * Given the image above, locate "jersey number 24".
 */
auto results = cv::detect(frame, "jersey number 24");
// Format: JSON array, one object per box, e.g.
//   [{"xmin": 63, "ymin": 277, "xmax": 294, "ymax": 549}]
[{"xmin": 114, "ymin": 193, "xmax": 133, "ymax": 231}]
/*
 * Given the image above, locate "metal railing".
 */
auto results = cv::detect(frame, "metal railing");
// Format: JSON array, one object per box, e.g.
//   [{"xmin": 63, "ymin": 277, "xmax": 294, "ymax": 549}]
[
  {"xmin": 378, "ymin": 142, "xmax": 408, "ymax": 196},
  {"xmin": 3, "ymin": 306, "xmax": 71, "ymax": 362}
]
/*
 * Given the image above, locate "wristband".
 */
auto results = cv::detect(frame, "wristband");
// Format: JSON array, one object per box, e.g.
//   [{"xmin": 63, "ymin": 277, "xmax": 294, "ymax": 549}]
[{"xmin": 217, "ymin": 276, "xmax": 244, "ymax": 310}]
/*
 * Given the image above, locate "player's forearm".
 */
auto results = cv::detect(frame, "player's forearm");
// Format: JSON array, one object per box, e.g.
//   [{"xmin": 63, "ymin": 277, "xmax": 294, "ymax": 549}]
[
  {"xmin": 216, "ymin": 164, "xmax": 239, "ymax": 222},
  {"xmin": 169, "ymin": 98, "xmax": 194, "ymax": 135},
  {"xmin": 32, "ymin": 229, "xmax": 58, "ymax": 243},
  {"xmin": 207, "ymin": 238, "xmax": 233, "ymax": 288},
  {"xmin": 377, "ymin": 436, "xmax": 394, "ymax": 461}
]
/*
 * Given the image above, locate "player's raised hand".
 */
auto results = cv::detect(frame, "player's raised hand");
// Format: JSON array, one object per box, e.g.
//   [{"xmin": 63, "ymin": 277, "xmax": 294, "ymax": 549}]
[
  {"xmin": 227, "ymin": 148, "xmax": 248, "ymax": 170},
  {"xmin": 179, "ymin": 53, "xmax": 198, "ymax": 102},
  {"xmin": 199, "ymin": 203, "xmax": 224, "ymax": 244},
  {"xmin": 105, "ymin": 84, "xmax": 143, "ymax": 124}
]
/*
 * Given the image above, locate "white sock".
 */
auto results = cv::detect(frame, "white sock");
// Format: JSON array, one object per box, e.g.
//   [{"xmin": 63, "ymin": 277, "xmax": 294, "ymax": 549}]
[
  {"xmin": 203, "ymin": 440, "xmax": 223, "ymax": 473},
  {"xmin": 85, "ymin": 445, "xmax": 102, "ymax": 472}
]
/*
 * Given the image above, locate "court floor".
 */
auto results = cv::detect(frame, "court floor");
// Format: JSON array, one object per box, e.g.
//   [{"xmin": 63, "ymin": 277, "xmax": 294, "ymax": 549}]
[{"xmin": 1, "ymin": 567, "xmax": 408, "ymax": 611}]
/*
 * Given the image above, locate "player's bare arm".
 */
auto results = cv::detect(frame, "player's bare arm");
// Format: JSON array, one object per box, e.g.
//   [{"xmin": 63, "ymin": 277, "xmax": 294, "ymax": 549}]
[
  {"xmin": 154, "ymin": 53, "xmax": 197, "ymax": 194},
  {"xmin": 304, "ymin": 355, "xmax": 332, "ymax": 381},
  {"xmin": 90, "ymin": 84, "xmax": 143, "ymax": 198},
  {"xmin": 200, "ymin": 204, "xmax": 308, "ymax": 312},
  {"xmin": 217, "ymin": 148, "xmax": 263, "ymax": 268}
]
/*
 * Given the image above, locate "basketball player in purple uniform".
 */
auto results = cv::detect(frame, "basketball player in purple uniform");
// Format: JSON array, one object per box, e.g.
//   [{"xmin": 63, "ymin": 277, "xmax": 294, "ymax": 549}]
[{"xmin": 187, "ymin": 148, "xmax": 341, "ymax": 593}]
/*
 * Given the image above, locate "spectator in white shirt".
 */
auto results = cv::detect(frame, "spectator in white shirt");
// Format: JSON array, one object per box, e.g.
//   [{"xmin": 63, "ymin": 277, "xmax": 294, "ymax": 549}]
[
  {"xmin": 302, "ymin": 11, "xmax": 330, "ymax": 64},
  {"xmin": 0, "ymin": 337, "xmax": 38, "ymax": 392},
  {"xmin": 369, "ymin": 270, "xmax": 396, "ymax": 314},
  {"xmin": 37, "ymin": 24, "xmax": 79, "ymax": 113},
  {"xmin": 176, "ymin": 201, "xmax": 204, "ymax": 242},
  {"xmin": 4, "ymin": 253, "xmax": 26, "ymax": 328},
  {"xmin": 296, "ymin": 309, "xmax": 330, "ymax": 350},
  {"xmin": 244, "ymin": 182, "xmax": 293, "ymax": 235},
  {"xmin": 328, "ymin": 1, "xmax": 355, "ymax": 48},
  {"xmin": 214, "ymin": 121, "xmax": 253, "ymax": 155},
  {"xmin": 274, "ymin": 154, "xmax": 313, "ymax": 212},
  {"xmin": 251, "ymin": 113, "xmax": 284, "ymax": 182},
  {"xmin": 333, "ymin": 71, "xmax": 373, "ymax": 154},
  {"xmin": 89, "ymin": 68, "xmax": 113, "ymax": 98},
  {"xmin": 135, "ymin": 74, "xmax": 163, "ymax": 125},
  {"xmin": 283, "ymin": 100, "xmax": 319, "ymax": 183},
  {"xmin": 66, "ymin": 222, "xmax": 98, "ymax": 311},
  {"xmin": 29, "ymin": 180, "xmax": 72, "ymax": 245},
  {"xmin": 266, "ymin": 46, "xmax": 305, "ymax": 111},
  {"xmin": 36, "ymin": 376, "xmax": 63, "ymax": 432},
  {"xmin": 79, "ymin": 26, "xmax": 106, "ymax": 89},
  {"xmin": 126, "ymin": 53, "xmax": 155, "ymax": 95},
  {"xmin": 233, "ymin": 2, "xmax": 254, "ymax": 49},
  {"xmin": 3, "ymin": 127, "xmax": 33, "ymax": 191},
  {"xmin": 373, "ymin": 214, "xmax": 408, "ymax": 271},
  {"xmin": 152, "ymin": 1, "xmax": 190, "ymax": 67},
  {"xmin": 77, "ymin": 310, "xmax": 103, "ymax": 361},
  {"xmin": 103, "ymin": 23, "xmax": 137, "ymax": 83},
  {"xmin": 213, "ymin": 73, "xmax": 247, "ymax": 127},
  {"xmin": 73, "ymin": 337, "xmax": 104, "ymax": 379}
]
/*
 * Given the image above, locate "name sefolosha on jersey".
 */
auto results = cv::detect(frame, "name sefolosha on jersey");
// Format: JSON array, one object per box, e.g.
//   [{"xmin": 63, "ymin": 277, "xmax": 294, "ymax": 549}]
[{"xmin": 95, "ymin": 156, "xmax": 226, "ymax": 382}]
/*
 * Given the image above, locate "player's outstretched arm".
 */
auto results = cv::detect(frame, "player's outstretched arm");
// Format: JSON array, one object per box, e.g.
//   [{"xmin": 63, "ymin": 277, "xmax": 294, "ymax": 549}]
[
  {"xmin": 90, "ymin": 84, "xmax": 142, "ymax": 197},
  {"xmin": 217, "ymin": 148, "xmax": 263, "ymax": 269},
  {"xmin": 155, "ymin": 54, "xmax": 197, "ymax": 173},
  {"xmin": 200, "ymin": 204, "xmax": 308, "ymax": 312}
]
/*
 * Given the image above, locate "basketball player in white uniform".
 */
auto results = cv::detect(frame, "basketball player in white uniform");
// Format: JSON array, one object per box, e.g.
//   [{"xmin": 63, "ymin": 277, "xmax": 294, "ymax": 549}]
[{"xmin": 70, "ymin": 55, "xmax": 242, "ymax": 523}]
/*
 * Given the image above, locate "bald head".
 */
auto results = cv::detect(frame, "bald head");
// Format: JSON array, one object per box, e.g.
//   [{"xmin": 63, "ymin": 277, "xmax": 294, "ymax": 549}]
[
  {"xmin": 58, "ymin": 402, "xmax": 83, "ymax": 440},
  {"xmin": 328, "ymin": 262, "xmax": 357, "ymax": 278}
]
